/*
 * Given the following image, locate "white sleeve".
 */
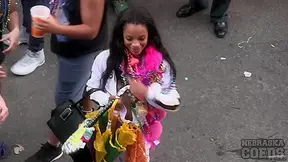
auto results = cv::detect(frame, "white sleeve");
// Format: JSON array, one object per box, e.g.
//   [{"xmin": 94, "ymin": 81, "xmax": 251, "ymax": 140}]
[
  {"xmin": 86, "ymin": 50, "xmax": 110, "ymax": 106},
  {"xmin": 145, "ymin": 61, "xmax": 180, "ymax": 111}
]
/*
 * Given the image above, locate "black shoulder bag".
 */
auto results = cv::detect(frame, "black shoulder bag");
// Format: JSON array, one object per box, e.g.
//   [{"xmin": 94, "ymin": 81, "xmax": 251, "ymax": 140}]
[{"xmin": 47, "ymin": 88, "xmax": 101, "ymax": 144}]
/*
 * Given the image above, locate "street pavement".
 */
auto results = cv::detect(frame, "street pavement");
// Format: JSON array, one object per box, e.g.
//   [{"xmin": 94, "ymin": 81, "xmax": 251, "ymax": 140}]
[{"xmin": 0, "ymin": 0, "xmax": 288, "ymax": 161}]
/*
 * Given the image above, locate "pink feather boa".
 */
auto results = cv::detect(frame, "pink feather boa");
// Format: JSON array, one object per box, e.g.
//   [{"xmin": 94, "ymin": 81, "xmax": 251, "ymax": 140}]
[
  {"xmin": 123, "ymin": 46, "xmax": 164, "ymax": 86},
  {"xmin": 140, "ymin": 46, "xmax": 163, "ymax": 74},
  {"xmin": 123, "ymin": 46, "xmax": 167, "ymax": 149}
]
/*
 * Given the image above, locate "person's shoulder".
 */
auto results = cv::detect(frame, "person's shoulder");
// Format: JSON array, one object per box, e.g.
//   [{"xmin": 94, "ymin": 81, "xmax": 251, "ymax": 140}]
[
  {"xmin": 95, "ymin": 49, "xmax": 110, "ymax": 61},
  {"xmin": 92, "ymin": 49, "xmax": 110, "ymax": 70}
]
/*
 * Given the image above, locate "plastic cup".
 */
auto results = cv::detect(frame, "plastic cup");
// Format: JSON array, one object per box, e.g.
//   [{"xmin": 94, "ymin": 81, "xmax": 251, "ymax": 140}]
[{"xmin": 30, "ymin": 5, "xmax": 50, "ymax": 38}]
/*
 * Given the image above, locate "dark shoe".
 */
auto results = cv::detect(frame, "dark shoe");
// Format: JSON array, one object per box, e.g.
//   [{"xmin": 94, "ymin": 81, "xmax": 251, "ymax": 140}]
[
  {"xmin": 176, "ymin": 4, "xmax": 205, "ymax": 18},
  {"xmin": 214, "ymin": 21, "xmax": 228, "ymax": 38},
  {"xmin": 24, "ymin": 142, "xmax": 63, "ymax": 162}
]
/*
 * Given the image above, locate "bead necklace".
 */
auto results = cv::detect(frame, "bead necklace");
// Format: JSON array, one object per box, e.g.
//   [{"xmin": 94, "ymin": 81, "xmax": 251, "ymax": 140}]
[
  {"xmin": 0, "ymin": 0, "xmax": 12, "ymax": 32},
  {"xmin": 120, "ymin": 56, "xmax": 177, "ymax": 94},
  {"xmin": 124, "ymin": 50, "xmax": 163, "ymax": 86},
  {"xmin": 118, "ymin": 49, "xmax": 178, "ymax": 134},
  {"xmin": 119, "ymin": 56, "xmax": 163, "ymax": 134}
]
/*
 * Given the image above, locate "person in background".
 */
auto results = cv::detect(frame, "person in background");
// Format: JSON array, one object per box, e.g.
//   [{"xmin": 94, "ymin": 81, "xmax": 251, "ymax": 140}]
[
  {"xmin": 0, "ymin": 0, "xmax": 20, "ymax": 60},
  {"xmin": 24, "ymin": 0, "xmax": 108, "ymax": 161},
  {"xmin": 0, "ymin": 0, "xmax": 20, "ymax": 123},
  {"xmin": 176, "ymin": 0, "xmax": 231, "ymax": 38},
  {"xmin": 0, "ymin": 66, "xmax": 8, "ymax": 124},
  {"xmin": 3, "ymin": 0, "xmax": 47, "ymax": 76}
]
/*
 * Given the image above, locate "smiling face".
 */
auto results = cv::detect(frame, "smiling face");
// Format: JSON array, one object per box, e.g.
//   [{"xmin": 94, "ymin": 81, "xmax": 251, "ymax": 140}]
[{"xmin": 123, "ymin": 23, "xmax": 148, "ymax": 56}]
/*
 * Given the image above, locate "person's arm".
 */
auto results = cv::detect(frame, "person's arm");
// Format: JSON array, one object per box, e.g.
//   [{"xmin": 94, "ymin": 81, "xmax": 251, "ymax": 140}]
[
  {"xmin": 7, "ymin": 0, "xmax": 20, "ymax": 32},
  {"xmin": 86, "ymin": 50, "xmax": 112, "ymax": 106},
  {"xmin": 56, "ymin": 0, "xmax": 105, "ymax": 40},
  {"xmin": 1, "ymin": 0, "xmax": 20, "ymax": 54},
  {"xmin": 0, "ymin": 95, "xmax": 8, "ymax": 123},
  {"xmin": 145, "ymin": 61, "xmax": 181, "ymax": 112}
]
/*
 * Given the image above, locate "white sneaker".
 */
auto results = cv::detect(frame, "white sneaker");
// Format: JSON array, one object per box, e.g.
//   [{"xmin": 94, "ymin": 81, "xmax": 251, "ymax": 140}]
[
  {"xmin": 10, "ymin": 49, "xmax": 45, "ymax": 75},
  {"xmin": 3, "ymin": 26, "xmax": 29, "ymax": 46}
]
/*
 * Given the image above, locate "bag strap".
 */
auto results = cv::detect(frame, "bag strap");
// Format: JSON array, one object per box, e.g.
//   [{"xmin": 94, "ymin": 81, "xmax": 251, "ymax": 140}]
[{"xmin": 74, "ymin": 88, "xmax": 103, "ymax": 106}]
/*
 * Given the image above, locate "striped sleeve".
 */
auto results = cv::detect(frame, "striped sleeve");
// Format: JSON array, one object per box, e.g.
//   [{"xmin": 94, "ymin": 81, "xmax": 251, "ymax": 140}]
[{"xmin": 145, "ymin": 61, "xmax": 180, "ymax": 112}]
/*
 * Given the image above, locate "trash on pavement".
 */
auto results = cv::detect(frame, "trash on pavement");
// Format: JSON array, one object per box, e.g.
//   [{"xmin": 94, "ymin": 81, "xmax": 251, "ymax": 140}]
[
  {"xmin": 238, "ymin": 37, "xmax": 252, "ymax": 49},
  {"xmin": 13, "ymin": 144, "xmax": 24, "ymax": 155},
  {"xmin": 244, "ymin": 71, "xmax": 252, "ymax": 77}
]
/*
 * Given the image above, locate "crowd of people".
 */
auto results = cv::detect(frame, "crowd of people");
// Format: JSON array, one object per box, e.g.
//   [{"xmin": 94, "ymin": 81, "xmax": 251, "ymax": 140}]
[{"xmin": 0, "ymin": 0, "xmax": 231, "ymax": 161}]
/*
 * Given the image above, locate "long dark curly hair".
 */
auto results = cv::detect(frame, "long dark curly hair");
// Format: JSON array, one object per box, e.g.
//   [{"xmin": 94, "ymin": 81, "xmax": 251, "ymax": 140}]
[{"xmin": 100, "ymin": 7, "xmax": 177, "ymax": 89}]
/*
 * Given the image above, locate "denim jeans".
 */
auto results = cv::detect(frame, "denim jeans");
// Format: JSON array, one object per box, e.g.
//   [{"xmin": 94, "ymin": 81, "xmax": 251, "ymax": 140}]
[
  {"xmin": 22, "ymin": 0, "xmax": 48, "ymax": 52},
  {"xmin": 54, "ymin": 51, "xmax": 101, "ymax": 106}
]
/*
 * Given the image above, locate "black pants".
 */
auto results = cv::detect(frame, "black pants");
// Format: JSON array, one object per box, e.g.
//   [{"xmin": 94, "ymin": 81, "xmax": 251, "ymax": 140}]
[
  {"xmin": 21, "ymin": 0, "xmax": 48, "ymax": 52},
  {"xmin": 189, "ymin": 0, "xmax": 231, "ymax": 22}
]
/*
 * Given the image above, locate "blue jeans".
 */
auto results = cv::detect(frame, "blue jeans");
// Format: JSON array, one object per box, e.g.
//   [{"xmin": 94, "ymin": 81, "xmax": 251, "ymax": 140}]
[
  {"xmin": 22, "ymin": 0, "xmax": 48, "ymax": 52},
  {"xmin": 53, "ymin": 52, "xmax": 100, "ymax": 162},
  {"xmin": 55, "ymin": 52, "xmax": 100, "ymax": 106}
]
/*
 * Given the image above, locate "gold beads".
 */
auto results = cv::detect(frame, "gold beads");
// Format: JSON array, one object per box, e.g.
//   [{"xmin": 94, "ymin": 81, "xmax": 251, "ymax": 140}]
[{"xmin": 0, "ymin": 0, "xmax": 11, "ymax": 32}]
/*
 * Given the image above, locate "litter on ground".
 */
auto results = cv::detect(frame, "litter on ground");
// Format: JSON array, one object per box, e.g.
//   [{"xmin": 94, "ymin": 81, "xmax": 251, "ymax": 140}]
[{"xmin": 244, "ymin": 71, "xmax": 252, "ymax": 77}]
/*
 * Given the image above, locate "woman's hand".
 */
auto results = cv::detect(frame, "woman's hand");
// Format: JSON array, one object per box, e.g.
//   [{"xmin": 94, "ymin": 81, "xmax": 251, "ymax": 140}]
[
  {"xmin": 112, "ymin": 92, "xmax": 131, "ymax": 111},
  {"xmin": 34, "ymin": 15, "xmax": 61, "ymax": 34},
  {"xmin": 0, "ymin": 96, "xmax": 8, "ymax": 124},
  {"xmin": 111, "ymin": 92, "xmax": 133, "ymax": 120},
  {"xmin": 128, "ymin": 78, "xmax": 148, "ymax": 101},
  {"xmin": 0, "ymin": 68, "xmax": 7, "ymax": 124},
  {"xmin": 121, "ymin": 92, "xmax": 133, "ymax": 120},
  {"xmin": 1, "ymin": 28, "xmax": 19, "ymax": 54}
]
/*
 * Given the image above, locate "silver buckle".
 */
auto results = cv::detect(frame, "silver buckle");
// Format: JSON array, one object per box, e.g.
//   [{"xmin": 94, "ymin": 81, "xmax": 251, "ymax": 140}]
[{"xmin": 60, "ymin": 108, "xmax": 72, "ymax": 121}]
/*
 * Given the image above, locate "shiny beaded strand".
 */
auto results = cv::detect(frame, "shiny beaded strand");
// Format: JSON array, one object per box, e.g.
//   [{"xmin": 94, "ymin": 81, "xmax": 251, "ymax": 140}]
[{"xmin": 0, "ymin": 0, "xmax": 14, "ymax": 33}]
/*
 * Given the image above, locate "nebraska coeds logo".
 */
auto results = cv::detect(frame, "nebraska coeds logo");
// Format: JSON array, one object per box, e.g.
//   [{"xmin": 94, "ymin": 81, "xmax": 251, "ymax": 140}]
[{"xmin": 241, "ymin": 139, "xmax": 286, "ymax": 161}]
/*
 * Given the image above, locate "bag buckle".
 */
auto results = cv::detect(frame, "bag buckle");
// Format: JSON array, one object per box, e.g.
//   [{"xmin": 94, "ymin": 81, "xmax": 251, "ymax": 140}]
[{"xmin": 60, "ymin": 108, "xmax": 72, "ymax": 121}]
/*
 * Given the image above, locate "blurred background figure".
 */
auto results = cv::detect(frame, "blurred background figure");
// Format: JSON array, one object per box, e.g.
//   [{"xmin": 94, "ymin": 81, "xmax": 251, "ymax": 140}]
[
  {"xmin": 3, "ymin": 0, "xmax": 48, "ymax": 76},
  {"xmin": 0, "ymin": 0, "xmax": 20, "ymax": 123},
  {"xmin": 176, "ymin": 0, "xmax": 231, "ymax": 38},
  {"xmin": 0, "ymin": 66, "xmax": 8, "ymax": 124}
]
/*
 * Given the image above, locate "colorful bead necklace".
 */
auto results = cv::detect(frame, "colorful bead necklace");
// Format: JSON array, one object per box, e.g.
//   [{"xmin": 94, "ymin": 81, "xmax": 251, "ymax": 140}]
[
  {"xmin": 118, "ymin": 47, "xmax": 178, "ymax": 135},
  {"xmin": 119, "ymin": 48, "xmax": 163, "ymax": 134},
  {"xmin": 122, "ymin": 50, "xmax": 164, "ymax": 87}
]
